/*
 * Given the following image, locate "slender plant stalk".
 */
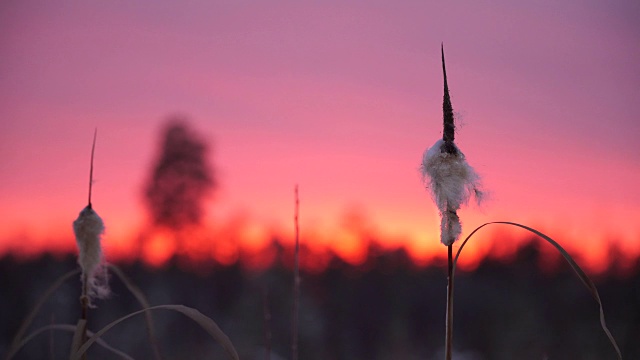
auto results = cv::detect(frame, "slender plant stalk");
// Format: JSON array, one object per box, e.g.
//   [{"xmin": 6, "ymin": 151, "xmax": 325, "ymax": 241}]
[
  {"xmin": 445, "ymin": 244, "xmax": 453, "ymax": 360},
  {"xmin": 80, "ymin": 129, "xmax": 98, "ymax": 360},
  {"xmin": 80, "ymin": 276, "xmax": 89, "ymax": 353},
  {"xmin": 263, "ymin": 285, "xmax": 271, "ymax": 360},
  {"xmin": 292, "ymin": 185, "xmax": 300, "ymax": 360}
]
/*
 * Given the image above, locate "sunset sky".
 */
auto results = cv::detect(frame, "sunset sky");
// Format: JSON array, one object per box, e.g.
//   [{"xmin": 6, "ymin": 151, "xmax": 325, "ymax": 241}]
[{"xmin": 1, "ymin": 1, "xmax": 638, "ymax": 271}]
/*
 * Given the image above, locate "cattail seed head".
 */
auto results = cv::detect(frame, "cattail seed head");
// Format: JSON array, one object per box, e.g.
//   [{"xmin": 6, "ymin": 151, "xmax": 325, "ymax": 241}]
[
  {"xmin": 421, "ymin": 139, "xmax": 482, "ymax": 245},
  {"xmin": 73, "ymin": 205, "xmax": 109, "ymax": 303},
  {"xmin": 421, "ymin": 45, "xmax": 483, "ymax": 246}
]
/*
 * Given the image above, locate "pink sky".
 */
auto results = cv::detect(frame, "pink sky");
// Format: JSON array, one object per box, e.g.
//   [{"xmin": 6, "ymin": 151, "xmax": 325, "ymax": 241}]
[{"xmin": 1, "ymin": 1, "xmax": 639, "ymax": 270}]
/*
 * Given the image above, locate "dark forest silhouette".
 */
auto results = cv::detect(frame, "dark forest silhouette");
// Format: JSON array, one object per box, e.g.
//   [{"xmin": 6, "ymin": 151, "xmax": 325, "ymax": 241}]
[{"xmin": 2, "ymin": 241, "xmax": 638, "ymax": 359}]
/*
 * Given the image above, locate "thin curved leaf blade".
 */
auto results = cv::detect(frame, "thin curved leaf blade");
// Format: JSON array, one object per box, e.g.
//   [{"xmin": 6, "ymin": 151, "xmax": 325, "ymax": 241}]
[
  {"xmin": 71, "ymin": 305, "xmax": 239, "ymax": 360},
  {"xmin": 452, "ymin": 221, "xmax": 622, "ymax": 360},
  {"xmin": 108, "ymin": 265, "xmax": 162, "ymax": 360},
  {"xmin": 69, "ymin": 319, "xmax": 86, "ymax": 360},
  {"xmin": 8, "ymin": 323, "xmax": 133, "ymax": 360},
  {"xmin": 4, "ymin": 269, "xmax": 80, "ymax": 360}
]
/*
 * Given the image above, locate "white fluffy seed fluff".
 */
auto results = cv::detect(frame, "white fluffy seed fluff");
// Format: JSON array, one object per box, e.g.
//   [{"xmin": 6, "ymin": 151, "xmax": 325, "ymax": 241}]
[
  {"xmin": 73, "ymin": 206, "xmax": 109, "ymax": 303},
  {"xmin": 421, "ymin": 139, "xmax": 483, "ymax": 246}
]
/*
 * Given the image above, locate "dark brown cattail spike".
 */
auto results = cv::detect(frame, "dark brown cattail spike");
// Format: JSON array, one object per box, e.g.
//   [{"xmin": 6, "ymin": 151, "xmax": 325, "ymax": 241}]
[
  {"xmin": 441, "ymin": 44, "xmax": 457, "ymax": 155},
  {"xmin": 88, "ymin": 128, "xmax": 97, "ymax": 209}
]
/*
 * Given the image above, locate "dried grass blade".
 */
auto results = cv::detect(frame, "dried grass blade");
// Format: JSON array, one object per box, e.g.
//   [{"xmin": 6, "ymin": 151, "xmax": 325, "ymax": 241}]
[
  {"xmin": 69, "ymin": 319, "xmax": 87, "ymax": 360},
  {"xmin": 452, "ymin": 221, "xmax": 622, "ymax": 360},
  {"xmin": 4, "ymin": 269, "xmax": 80, "ymax": 360},
  {"xmin": 71, "ymin": 304, "xmax": 239, "ymax": 360},
  {"xmin": 108, "ymin": 265, "xmax": 162, "ymax": 360},
  {"xmin": 9, "ymin": 323, "xmax": 133, "ymax": 360}
]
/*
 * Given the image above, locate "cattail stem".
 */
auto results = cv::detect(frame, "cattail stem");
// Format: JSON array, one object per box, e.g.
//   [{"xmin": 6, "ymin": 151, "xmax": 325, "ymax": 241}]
[
  {"xmin": 81, "ymin": 276, "xmax": 88, "ymax": 320},
  {"xmin": 80, "ymin": 276, "xmax": 88, "ymax": 360},
  {"xmin": 445, "ymin": 244, "xmax": 454, "ymax": 360},
  {"xmin": 292, "ymin": 185, "xmax": 300, "ymax": 360}
]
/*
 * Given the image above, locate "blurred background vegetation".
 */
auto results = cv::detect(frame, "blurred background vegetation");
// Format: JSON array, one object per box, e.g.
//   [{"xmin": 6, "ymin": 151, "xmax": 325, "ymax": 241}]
[{"xmin": 2, "ymin": 240, "xmax": 638, "ymax": 360}]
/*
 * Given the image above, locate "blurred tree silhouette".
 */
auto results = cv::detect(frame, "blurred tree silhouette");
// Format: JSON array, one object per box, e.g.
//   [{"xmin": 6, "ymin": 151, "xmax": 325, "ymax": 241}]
[{"xmin": 144, "ymin": 117, "xmax": 215, "ymax": 231}]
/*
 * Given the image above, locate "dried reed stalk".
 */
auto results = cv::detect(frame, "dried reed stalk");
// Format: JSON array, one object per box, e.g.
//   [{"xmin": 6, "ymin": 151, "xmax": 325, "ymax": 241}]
[
  {"xmin": 263, "ymin": 285, "xmax": 272, "ymax": 360},
  {"xmin": 292, "ymin": 185, "xmax": 301, "ymax": 360}
]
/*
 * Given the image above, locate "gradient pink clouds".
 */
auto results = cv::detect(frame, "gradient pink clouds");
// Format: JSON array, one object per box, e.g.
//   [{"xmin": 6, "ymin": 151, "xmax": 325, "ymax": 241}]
[{"xmin": 1, "ymin": 1, "xmax": 639, "ymax": 269}]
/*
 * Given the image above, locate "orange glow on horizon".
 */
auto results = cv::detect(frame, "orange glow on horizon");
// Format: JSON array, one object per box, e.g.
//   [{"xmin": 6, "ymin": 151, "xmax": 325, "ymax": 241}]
[
  {"xmin": 1, "ymin": 213, "xmax": 638, "ymax": 277},
  {"xmin": 142, "ymin": 229, "xmax": 177, "ymax": 268}
]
